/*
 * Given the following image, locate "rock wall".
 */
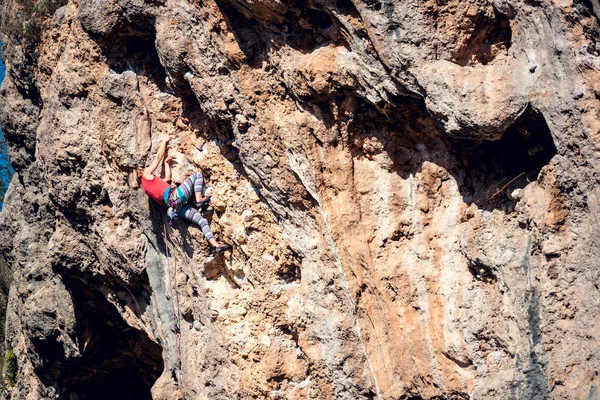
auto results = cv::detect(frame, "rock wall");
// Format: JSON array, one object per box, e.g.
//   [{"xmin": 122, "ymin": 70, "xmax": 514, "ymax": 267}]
[{"xmin": 0, "ymin": 0, "xmax": 599, "ymax": 398}]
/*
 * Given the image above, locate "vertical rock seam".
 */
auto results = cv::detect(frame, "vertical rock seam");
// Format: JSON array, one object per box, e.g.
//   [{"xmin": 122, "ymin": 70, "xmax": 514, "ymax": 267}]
[{"xmin": 0, "ymin": 0, "xmax": 599, "ymax": 399}]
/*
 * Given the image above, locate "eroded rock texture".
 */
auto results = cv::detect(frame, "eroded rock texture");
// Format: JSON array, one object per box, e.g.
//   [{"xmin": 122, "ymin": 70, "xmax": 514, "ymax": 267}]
[{"xmin": 0, "ymin": 0, "xmax": 599, "ymax": 398}]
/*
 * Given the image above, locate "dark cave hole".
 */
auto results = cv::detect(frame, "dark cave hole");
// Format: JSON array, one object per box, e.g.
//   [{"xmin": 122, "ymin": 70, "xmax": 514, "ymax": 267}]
[
  {"xmin": 363, "ymin": 390, "xmax": 377, "ymax": 400},
  {"xmin": 57, "ymin": 276, "xmax": 163, "ymax": 400},
  {"xmin": 284, "ymin": 8, "xmax": 330, "ymax": 54},
  {"xmin": 101, "ymin": 34, "xmax": 168, "ymax": 91},
  {"xmin": 576, "ymin": 0, "xmax": 600, "ymax": 25},
  {"xmin": 217, "ymin": 0, "xmax": 348, "ymax": 60},
  {"xmin": 305, "ymin": 7, "xmax": 336, "ymax": 30},
  {"xmin": 335, "ymin": 0, "xmax": 362, "ymax": 19},
  {"xmin": 284, "ymin": 6, "xmax": 349, "ymax": 54},
  {"xmin": 66, "ymin": 367, "xmax": 156, "ymax": 400},
  {"xmin": 449, "ymin": 107, "xmax": 557, "ymax": 211},
  {"xmin": 343, "ymin": 96, "xmax": 556, "ymax": 213},
  {"xmin": 87, "ymin": 13, "xmax": 174, "ymax": 94},
  {"xmin": 215, "ymin": 1, "xmax": 269, "ymax": 68},
  {"xmin": 467, "ymin": 259, "xmax": 497, "ymax": 283},
  {"xmin": 364, "ymin": 0, "xmax": 382, "ymax": 12},
  {"xmin": 452, "ymin": 8, "xmax": 512, "ymax": 66}
]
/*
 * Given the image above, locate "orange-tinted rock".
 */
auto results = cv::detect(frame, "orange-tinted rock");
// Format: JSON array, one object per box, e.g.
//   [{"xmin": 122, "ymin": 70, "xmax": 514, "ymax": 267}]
[{"xmin": 0, "ymin": 0, "xmax": 599, "ymax": 399}]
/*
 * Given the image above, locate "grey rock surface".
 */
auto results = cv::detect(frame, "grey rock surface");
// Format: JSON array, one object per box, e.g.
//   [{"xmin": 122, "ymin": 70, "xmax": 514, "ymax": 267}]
[{"xmin": 0, "ymin": 0, "xmax": 599, "ymax": 398}]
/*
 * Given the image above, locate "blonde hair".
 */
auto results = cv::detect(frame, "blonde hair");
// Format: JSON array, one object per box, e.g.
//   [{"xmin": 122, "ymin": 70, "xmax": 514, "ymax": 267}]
[{"xmin": 128, "ymin": 167, "xmax": 144, "ymax": 189}]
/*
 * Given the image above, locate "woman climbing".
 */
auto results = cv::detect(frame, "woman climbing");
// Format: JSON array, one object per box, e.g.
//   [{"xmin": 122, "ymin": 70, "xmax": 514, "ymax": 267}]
[{"xmin": 138, "ymin": 136, "xmax": 231, "ymax": 254}]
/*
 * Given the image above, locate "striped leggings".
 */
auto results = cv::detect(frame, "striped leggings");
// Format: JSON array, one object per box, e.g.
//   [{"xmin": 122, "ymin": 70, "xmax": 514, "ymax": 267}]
[{"xmin": 171, "ymin": 172, "xmax": 214, "ymax": 241}]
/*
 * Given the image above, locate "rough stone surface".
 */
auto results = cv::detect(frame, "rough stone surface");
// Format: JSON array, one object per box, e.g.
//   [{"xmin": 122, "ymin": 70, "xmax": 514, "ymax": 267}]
[{"xmin": 0, "ymin": 0, "xmax": 599, "ymax": 399}]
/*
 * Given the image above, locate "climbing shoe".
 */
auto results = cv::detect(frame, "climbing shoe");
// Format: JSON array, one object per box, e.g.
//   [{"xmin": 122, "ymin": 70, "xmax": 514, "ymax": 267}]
[{"xmin": 214, "ymin": 244, "xmax": 232, "ymax": 254}]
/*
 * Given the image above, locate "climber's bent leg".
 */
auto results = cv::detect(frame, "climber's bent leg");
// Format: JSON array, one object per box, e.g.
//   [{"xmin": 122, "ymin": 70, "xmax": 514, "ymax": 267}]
[
  {"xmin": 176, "ymin": 172, "xmax": 204, "ymax": 203},
  {"xmin": 181, "ymin": 205, "xmax": 214, "ymax": 241}
]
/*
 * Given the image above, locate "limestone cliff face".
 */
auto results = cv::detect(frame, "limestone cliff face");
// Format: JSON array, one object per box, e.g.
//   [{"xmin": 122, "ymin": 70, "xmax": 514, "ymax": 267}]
[{"xmin": 0, "ymin": 0, "xmax": 599, "ymax": 398}]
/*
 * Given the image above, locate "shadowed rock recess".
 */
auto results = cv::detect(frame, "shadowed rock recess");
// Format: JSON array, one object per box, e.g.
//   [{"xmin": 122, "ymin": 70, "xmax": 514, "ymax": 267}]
[{"xmin": 0, "ymin": 0, "xmax": 600, "ymax": 398}]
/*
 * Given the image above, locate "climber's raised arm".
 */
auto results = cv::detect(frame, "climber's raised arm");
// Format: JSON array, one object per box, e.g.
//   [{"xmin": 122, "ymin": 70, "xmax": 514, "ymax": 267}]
[
  {"xmin": 143, "ymin": 138, "xmax": 169, "ymax": 179},
  {"xmin": 164, "ymin": 156, "xmax": 174, "ymax": 183}
]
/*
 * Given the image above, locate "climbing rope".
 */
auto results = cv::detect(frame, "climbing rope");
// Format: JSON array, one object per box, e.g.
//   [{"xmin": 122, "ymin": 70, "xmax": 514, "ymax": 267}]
[{"xmin": 163, "ymin": 219, "xmax": 185, "ymax": 398}]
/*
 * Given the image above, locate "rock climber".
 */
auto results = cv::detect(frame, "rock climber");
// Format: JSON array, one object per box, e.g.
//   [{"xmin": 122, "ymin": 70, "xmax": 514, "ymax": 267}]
[{"xmin": 136, "ymin": 136, "xmax": 231, "ymax": 254}]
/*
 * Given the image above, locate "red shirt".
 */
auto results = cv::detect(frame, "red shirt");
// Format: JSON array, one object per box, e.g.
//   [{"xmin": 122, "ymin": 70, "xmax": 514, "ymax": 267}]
[{"xmin": 141, "ymin": 176, "xmax": 171, "ymax": 204}]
